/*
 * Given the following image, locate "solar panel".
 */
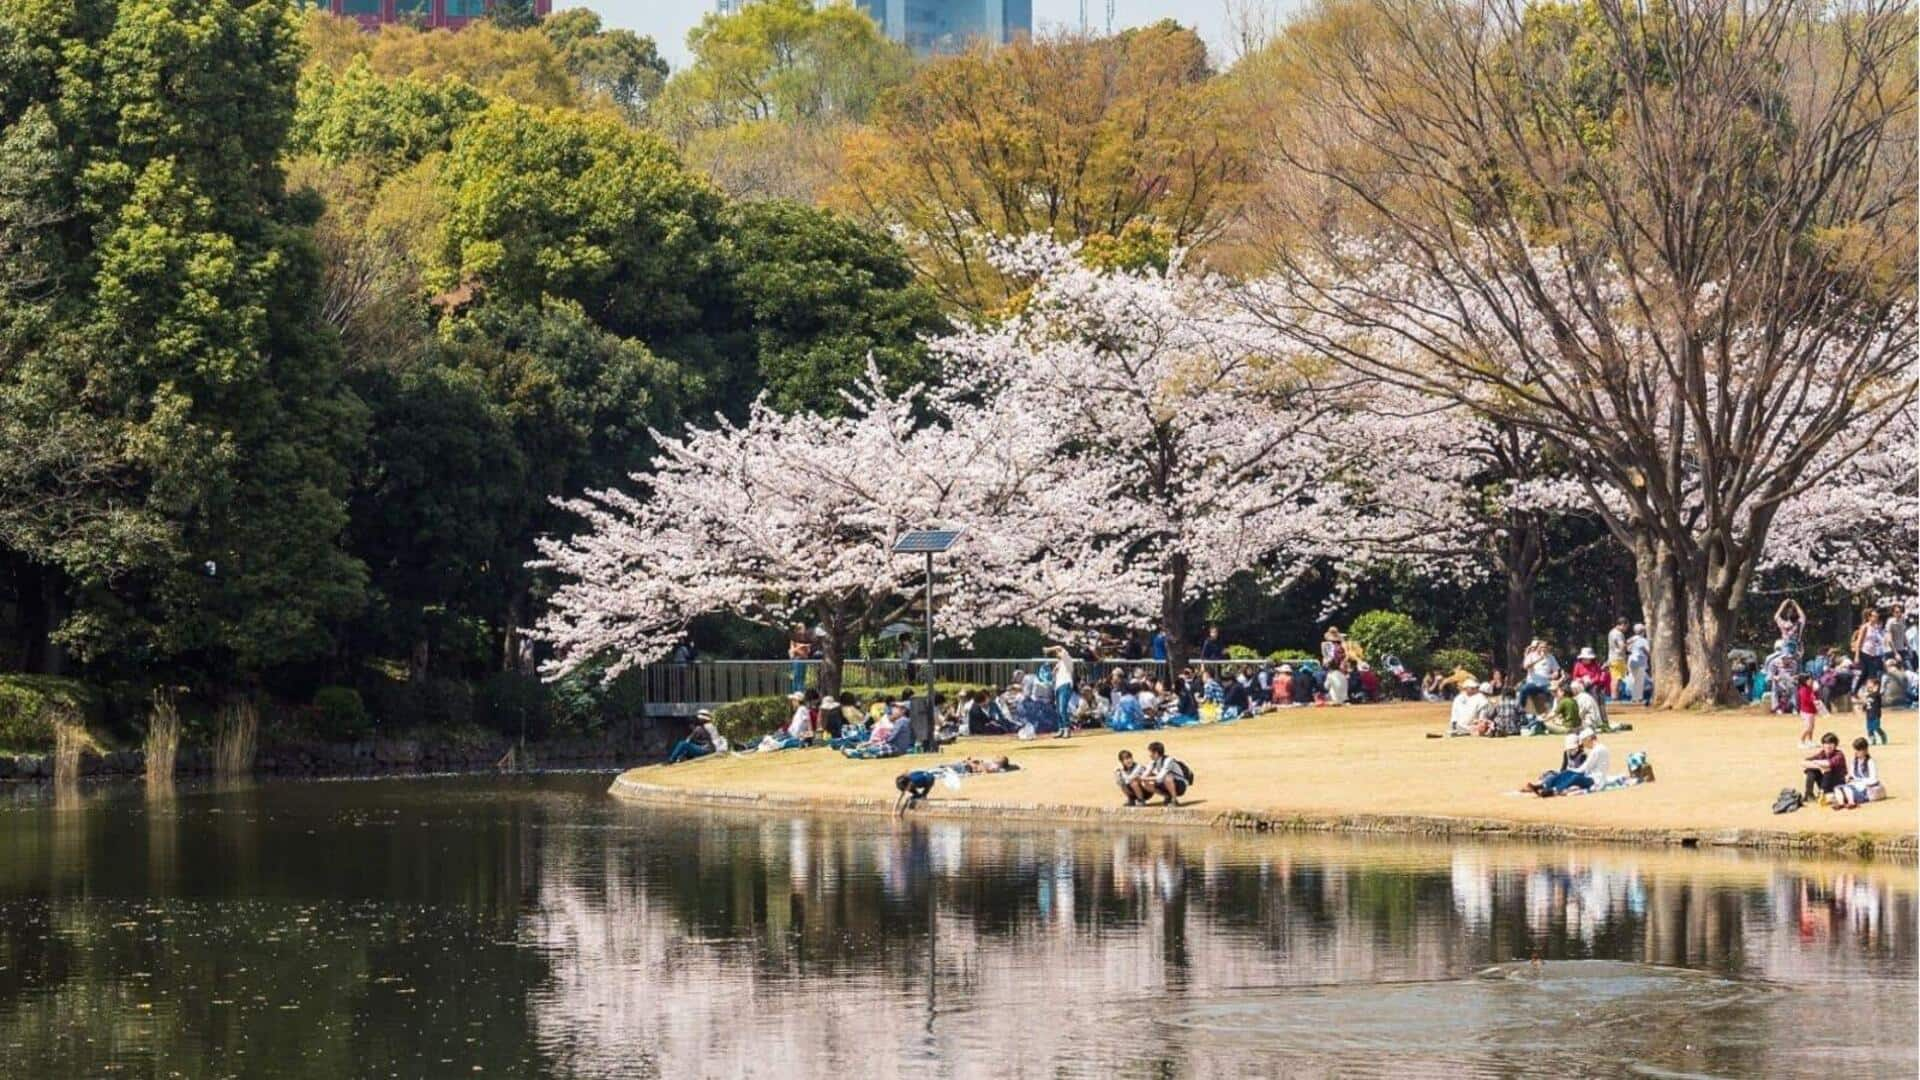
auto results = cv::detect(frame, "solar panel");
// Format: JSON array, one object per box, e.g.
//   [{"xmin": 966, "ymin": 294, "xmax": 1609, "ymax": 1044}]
[{"xmin": 892, "ymin": 529, "xmax": 962, "ymax": 553}]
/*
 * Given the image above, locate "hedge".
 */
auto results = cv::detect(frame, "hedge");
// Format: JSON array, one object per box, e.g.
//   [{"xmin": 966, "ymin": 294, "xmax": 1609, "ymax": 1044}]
[{"xmin": 708, "ymin": 683, "xmax": 990, "ymax": 748}]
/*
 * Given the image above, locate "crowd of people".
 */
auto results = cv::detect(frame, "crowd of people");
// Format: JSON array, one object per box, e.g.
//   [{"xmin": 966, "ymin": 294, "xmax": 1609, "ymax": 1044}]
[
  {"xmin": 658, "ymin": 607, "xmax": 1908, "ymax": 820},
  {"xmin": 1748, "ymin": 601, "xmax": 1915, "ymax": 745}
]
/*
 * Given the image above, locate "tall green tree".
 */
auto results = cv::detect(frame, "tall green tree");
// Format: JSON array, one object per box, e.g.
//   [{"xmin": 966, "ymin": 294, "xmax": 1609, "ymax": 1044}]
[
  {"xmin": 433, "ymin": 103, "xmax": 747, "ymax": 410},
  {"xmin": 346, "ymin": 300, "xmax": 685, "ymax": 674},
  {"xmin": 725, "ymin": 200, "xmax": 947, "ymax": 414},
  {"xmin": 541, "ymin": 9, "xmax": 669, "ymax": 123},
  {"xmin": 0, "ymin": 0, "xmax": 366, "ymax": 677}
]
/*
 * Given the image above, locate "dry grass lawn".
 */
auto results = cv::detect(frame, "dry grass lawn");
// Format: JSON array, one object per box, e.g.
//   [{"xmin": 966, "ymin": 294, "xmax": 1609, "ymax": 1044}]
[{"xmin": 628, "ymin": 701, "xmax": 1918, "ymax": 847}]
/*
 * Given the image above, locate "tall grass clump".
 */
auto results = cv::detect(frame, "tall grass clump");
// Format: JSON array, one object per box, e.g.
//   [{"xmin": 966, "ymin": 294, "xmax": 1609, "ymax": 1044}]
[
  {"xmin": 214, "ymin": 698, "xmax": 258, "ymax": 778},
  {"xmin": 144, "ymin": 691, "xmax": 181, "ymax": 787},
  {"xmin": 50, "ymin": 705, "xmax": 103, "ymax": 785}
]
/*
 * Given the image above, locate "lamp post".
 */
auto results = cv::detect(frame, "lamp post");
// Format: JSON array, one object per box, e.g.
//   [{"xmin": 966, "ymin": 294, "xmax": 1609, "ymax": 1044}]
[{"xmin": 892, "ymin": 529, "xmax": 960, "ymax": 749}]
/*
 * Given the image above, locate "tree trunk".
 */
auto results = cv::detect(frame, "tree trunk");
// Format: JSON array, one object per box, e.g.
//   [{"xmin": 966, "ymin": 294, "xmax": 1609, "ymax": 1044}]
[
  {"xmin": 1503, "ymin": 565, "xmax": 1535, "ymax": 679},
  {"xmin": 1160, "ymin": 553, "xmax": 1191, "ymax": 671},
  {"xmin": 818, "ymin": 630, "xmax": 845, "ymax": 699},
  {"xmin": 1677, "ymin": 589, "xmax": 1735, "ymax": 709},
  {"xmin": 1631, "ymin": 536, "xmax": 1689, "ymax": 708},
  {"xmin": 1673, "ymin": 536, "xmax": 1751, "ymax": 708}
]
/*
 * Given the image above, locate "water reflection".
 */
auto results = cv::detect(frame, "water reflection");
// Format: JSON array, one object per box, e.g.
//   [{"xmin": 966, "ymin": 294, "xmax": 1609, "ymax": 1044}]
[{"xmin": 0, "ymin": 775, "xmax": 1912, "ymax": 1078}]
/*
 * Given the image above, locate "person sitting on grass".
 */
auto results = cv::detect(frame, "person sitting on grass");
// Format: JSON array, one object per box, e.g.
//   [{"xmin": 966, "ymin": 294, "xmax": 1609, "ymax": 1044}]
[
  {"xmin": 1448, "ymin": 677, "xmax": 1489, "ymax": 736},
  {"xmin": 666, "ymin": 711, "xmax": 720, "ymax": 764},
  {"xmin": 1572, "ymin": 678, "xmax": 1607, "ymax": 733},
  {"xmin": 1549, "ymin": 679, "xmax": 1583, "ymax": 734},
  {"xmin": 1829, "ymin": 737, "xmax": 1884, "ymax": 808},
  {"xmin": 1525, "ymin": 729, "xmax": 1609, "ymax": 796},
  {"xmin": 744, "ymin": 694, "xmax": 814, "ymax": 753},
  {"xmin": 1115, "ymin": 749, "xmax": 1147, "ymax": 805},
  {"xmin": 842, "ymin": 704, "xmax": 900, "ymax": 758},
  {"xmin": 1130, "ymin": 741, "xmax": 1193, "ymax": 807},
  {"xmin": 1221, "ymin": 671, "xmax": 1253, "ymax": 721},
  {"xmin": 1802, "ymin": 732, "xmax": 1847, "ymax": 802}
]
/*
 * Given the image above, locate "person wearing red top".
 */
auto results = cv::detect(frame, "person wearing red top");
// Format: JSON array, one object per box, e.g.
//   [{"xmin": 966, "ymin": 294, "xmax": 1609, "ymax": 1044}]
[
  {"xmin": 1571, "ymin": 647, "xmax": 1611, "ymax": 696},
  {"xmin": 1795, "ymin": 674, "xmax": 1821, "ymax": 745},
  {"xmin": 1802, "ymin": 732, "xmax": 1847, "ymax": 801}
]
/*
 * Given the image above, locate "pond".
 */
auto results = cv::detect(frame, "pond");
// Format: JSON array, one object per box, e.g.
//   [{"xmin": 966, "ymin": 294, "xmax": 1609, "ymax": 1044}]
[{"xmin": 0, "ymin": 773, "xmax": 1913, "ymax": 1078}]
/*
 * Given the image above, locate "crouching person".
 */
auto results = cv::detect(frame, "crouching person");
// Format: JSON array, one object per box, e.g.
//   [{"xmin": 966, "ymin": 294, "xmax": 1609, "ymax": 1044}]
[
  {"xmin": 895, "ymin": 769, "xmax": 939, "ymax": 816},
  {"xmin": 1133, "ymin": 741, "xmax": 1195, "ymax": 807}
]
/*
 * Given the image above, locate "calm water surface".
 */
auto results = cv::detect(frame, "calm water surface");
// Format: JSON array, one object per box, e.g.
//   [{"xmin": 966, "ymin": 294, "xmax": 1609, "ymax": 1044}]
[{"xmin": 0, "ymin": 774, "xmax": 1913, "ymax": 1078}]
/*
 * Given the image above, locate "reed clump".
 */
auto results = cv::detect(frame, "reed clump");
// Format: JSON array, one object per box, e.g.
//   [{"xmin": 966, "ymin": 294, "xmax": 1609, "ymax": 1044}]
[
  {"xmin": 144, "ymin": 691, "xmax": 181, "ymax": 787},
  {"xmin": 50, "ymin": 705, "xmax": 104, "ymax": 785},
  {"xmin": 214, "ymin": 698, "xmax": 258, "ymax": 778}
]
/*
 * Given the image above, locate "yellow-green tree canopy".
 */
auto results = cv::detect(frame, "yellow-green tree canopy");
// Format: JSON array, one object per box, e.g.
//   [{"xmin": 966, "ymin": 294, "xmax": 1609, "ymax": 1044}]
[{"xmin": 833, "ymin": 23, "xmax": 1254, "ymax": 311}]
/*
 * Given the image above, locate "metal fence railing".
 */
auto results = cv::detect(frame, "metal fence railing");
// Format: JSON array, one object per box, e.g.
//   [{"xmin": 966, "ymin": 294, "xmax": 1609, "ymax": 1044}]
[{"xmin": 638, "ymin": 657, "xmax": 1313, "ymax": 714}]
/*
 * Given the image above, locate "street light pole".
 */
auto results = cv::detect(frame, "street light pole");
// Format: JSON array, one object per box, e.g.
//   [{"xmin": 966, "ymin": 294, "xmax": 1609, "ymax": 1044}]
[
  {"xmin": 893, "ymin": 529, "xmax": 961, "ymax": 751},
  {"xmin": 924, "ymin": 549, "xmax": 935, "ymax": 726}
]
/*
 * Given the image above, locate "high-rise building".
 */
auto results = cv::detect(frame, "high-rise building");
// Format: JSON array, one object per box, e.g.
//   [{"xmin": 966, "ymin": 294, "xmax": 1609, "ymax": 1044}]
[
  {"xmin": 712, "ymin": 0, "xmax": 1030, "ymax": 55},
  {"xmin": 326, "ymin": 0, "xmax": 552, "ymax": 31},
  {"xmin": 856, "ymin": 0, "xmax": 1031, "ymax": 54}
]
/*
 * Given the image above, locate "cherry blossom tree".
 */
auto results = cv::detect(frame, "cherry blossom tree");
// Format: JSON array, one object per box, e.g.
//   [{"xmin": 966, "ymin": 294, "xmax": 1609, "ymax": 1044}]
[
  {"xmin": 1246, "ymin": 0, "xmax": 1916, "ymax": 706},
  {"xmin": 1760, "ymin": 406, "xmax": 1919, "ymax": 598},
  {"xmin": 531, "ymin": 368, "xmax": 1131, "ymax": 692},
  {"xmin": 936, "ymin": 237, "xmax": 1375, "ymax": 667}
]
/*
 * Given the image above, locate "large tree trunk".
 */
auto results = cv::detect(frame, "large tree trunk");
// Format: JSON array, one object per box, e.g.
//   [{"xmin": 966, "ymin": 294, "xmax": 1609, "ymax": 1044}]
[
  {"xmin": 1160, "ymin": 553, "xmax": 1190, "ymax": 671},
  {"xmin": 1498, "ymin": 514, "xmax": 1544, "ymax": 677},
  {"xmin": 1672, "ymin": 535, "xmax": 1753, "ymax": 708},
  {"xmin": 1631, "ymin": 535, "xmax": 1689, "ymax": 709},
  {"xmin": 818, "ymin": 605, "xmax": 849, "ymax": 699},
  {"xmin": 1677, "ymin": 589, "xmax": 1735, "ymax": 709},
  {"xmin": 1503, "ymin": 566, "xmax": 1535, "ymax": 679}
]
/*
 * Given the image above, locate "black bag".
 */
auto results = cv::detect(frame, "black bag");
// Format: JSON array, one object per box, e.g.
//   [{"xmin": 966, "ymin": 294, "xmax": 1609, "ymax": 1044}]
[
  {"xmin": 1172, "ymin": 758, "xmax": 1195, "ymax": 787},
  {"xmin": 1771, "ymin": 788, "xmax": 1804, "ymax": 814}
]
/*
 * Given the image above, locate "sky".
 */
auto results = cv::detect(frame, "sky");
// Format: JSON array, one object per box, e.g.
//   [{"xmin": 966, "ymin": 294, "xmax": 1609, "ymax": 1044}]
[{"xmin": 566, "ymin": 0, "xmax": 1278, "ymax": 70}]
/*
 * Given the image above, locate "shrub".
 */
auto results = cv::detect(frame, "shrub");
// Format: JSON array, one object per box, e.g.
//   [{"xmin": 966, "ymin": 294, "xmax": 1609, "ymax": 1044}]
[
  {"xmin": 0, "ymin": 675, "xmax": 99, "ymax": 752},
  {"xmin": 710, "ymin": 696, "xmax": 792, "ymax": 748},
  {"xmin": 1346, "ymin": 610, "xmax": 1432, "ymax": 671},
  {"xmin": 1268, "ymin": 648, "xmax": 1314, "ymax": 663},
  {"xmin": 1224, "ymin": 645, "xmax": 1262, "ymax": 660},
  {"xmin": 312, "ymin": 686, "xmax": 372, "ymax": 740},
  {"xmin": 1429, "ymin": 648, "xmax": 1488, "ymax": 680},
  {"xmin": 477, "ymin": 672, "xmax": 553, "ymax": 740},
  {"xmin": 411, "ymin": 677, "xmax": 475, "ymax": 730}
]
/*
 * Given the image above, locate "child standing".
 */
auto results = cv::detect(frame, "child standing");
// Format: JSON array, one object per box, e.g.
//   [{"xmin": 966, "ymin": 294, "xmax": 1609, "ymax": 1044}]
[
  {"xmin": 1860, "ymin": 676, "xmax": 1888, "ymax": 745},
  {"xmin": 1795, "ymin": 674, "xmax": 1820, "ymax": 747}
]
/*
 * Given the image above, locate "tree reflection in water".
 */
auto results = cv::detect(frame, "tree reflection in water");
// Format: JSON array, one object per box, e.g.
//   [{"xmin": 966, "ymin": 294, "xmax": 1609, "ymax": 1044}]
[{"xmin": 0, "ymin": 775, "xmax": 1911, "ymax": 1077}]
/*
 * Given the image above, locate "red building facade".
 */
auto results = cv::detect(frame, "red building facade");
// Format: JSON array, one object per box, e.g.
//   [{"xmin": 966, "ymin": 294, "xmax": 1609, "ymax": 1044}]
[{"xmin": 328, "ymin": 0, "xmax": 552, "ymax": 31}]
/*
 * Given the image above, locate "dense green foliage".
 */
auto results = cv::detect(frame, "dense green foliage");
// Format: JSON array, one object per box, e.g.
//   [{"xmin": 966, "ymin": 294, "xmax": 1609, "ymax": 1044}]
[
  {"xmin": 0, "ymin": 0, "xmax": 955, "ymax": 736},
  {"xmin": 1345, "ymin": 611, "xmax": 1432, "ymax": 671},
  {"xmin": 0, "ymin": 675, "xmax": 99, "ymax": 751},
  {"xmin": 725, "ymin": 200, "xmax": 946, "ymax": 413},
  {"xmin": 1428, "ymin": 649, "xmax": 1489, "ymax": 681},
  {"xmin": 0, "ymin": 0, "xmax": 366, "ymax": 677}
]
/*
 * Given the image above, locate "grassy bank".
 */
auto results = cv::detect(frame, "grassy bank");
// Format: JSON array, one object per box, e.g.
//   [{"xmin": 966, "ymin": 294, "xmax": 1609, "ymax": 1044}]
[{"xmin": 613, "ymin": 701, "xmax": 1918, "ymax": 857}]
